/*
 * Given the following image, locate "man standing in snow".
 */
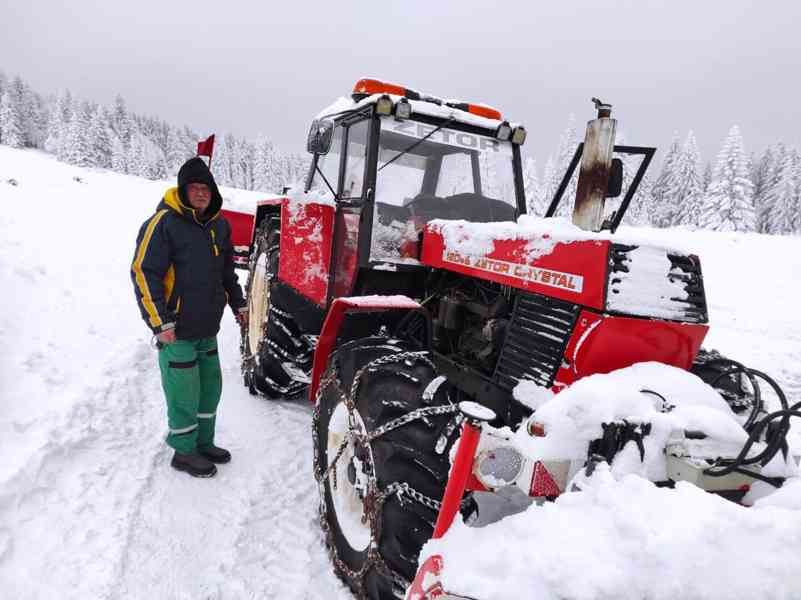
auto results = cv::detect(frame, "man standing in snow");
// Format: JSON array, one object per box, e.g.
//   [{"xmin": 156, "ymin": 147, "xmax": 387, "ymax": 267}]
[{"xmin": 131, "ymin": 157, "xmax": 247, "ymax": 478}]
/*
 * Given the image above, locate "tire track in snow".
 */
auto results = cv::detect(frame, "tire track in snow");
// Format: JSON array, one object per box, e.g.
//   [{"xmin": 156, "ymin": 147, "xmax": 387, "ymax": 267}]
[
  {"xmin": 218, "ymin": 402, "xmax": 351, "ymax": 599},
  {"xmin": 0, "ymin": 343, "xmax": 165, "ymax": 599}
]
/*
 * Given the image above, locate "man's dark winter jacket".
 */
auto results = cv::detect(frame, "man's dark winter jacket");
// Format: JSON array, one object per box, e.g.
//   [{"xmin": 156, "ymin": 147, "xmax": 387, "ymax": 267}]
[{"xmin": 131, "ymin": 157, "xmax": 246, "ymax": 340}]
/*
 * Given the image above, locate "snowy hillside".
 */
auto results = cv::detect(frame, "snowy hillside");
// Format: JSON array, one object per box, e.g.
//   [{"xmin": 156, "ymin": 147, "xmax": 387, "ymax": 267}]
[{"xmin": 1, "ymin": 146, "xmax": 800, "ymax": 599}]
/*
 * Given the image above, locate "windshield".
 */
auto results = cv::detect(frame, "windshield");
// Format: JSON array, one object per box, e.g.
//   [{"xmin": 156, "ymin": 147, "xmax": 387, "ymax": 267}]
[{"xmin": 372, "ymin": 116, "xmax": 517, "ymax": 264}]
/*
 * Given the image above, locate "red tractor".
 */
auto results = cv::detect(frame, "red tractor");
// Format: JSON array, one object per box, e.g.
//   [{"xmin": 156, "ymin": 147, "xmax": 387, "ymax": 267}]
[{"xmin": 222, "ymin": 79, "xmax": 793, "ymax": 600}]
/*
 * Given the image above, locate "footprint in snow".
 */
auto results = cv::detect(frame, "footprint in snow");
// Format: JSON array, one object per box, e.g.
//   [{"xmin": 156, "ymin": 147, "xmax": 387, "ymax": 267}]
[
  {"xmin": 12, "ymin": 420, "xmax": 34, "ymax": 434},
  {"xmin": 0, "ymin": 528, "xmax": 13, "ymax": 563}
]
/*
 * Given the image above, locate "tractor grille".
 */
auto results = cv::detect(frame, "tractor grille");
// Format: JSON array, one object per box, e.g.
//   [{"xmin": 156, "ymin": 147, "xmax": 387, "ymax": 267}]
[
  {"xmin": 494, "ymin": 293, "xmax": 580, "ymax": 390},
  {"xmin": 607, "ymin": 244, "xmax": 708, "ymax": 324}
]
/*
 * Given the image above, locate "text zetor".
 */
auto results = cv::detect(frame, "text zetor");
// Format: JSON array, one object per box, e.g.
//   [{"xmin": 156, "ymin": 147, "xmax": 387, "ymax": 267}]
[{"xmin": 219, "ymin": 79, "xmax": 794, "ymax": 600}]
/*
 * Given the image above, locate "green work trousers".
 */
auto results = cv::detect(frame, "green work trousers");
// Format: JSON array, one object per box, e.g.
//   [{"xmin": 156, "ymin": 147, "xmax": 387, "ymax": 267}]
[{"xmin": 158, "ymin": 337, "xmax": 222, "ymax": 454}]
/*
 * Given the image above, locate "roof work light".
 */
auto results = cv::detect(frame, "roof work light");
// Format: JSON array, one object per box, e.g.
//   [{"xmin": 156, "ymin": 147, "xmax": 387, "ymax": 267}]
[
  {"xmin": 395, "ymin": 98, "xmax": 412, "ymax": 120},
  {"xmin": 511, "ymin": 126, "xmax": 527, "ymax": 145},
  {"xmin": 376, "ymin": 95, "xmax": 393, "ymax": 115},
  {"xmin": 496, "ymin": 121, "xmax": 512, "ymax": 141}
]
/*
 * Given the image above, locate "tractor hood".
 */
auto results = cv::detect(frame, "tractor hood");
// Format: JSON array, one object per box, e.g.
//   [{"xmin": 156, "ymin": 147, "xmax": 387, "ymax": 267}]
[{"xmin": 420, "ymin": 216, "xmax": 708, "ymax": 324}]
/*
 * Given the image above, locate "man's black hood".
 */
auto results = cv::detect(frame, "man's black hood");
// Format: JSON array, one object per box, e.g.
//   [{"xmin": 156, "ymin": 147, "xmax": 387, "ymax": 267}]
[{"xmin": 177, "ymin": 157, "xmax": 223, "ymax": 219}]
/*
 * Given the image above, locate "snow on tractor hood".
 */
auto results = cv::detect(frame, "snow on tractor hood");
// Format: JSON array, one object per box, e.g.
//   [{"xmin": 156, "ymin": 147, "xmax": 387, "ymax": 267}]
[
  {"xmin": 426, "ymin": 215, "xmax": 692, "ymax": 259},
  {"xmin": 420, "ymin": 216, "xmax": 704, "ymax": 322}
]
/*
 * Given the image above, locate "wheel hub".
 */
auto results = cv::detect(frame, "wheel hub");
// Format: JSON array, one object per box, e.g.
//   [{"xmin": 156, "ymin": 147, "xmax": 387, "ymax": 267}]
[
  {"xmin": 327, "ymin": 402, "xmax": 373, "ymax": 551},
  {"xmin": 247, "ymin": 253, "xmax": 270, "ymax": 357}
]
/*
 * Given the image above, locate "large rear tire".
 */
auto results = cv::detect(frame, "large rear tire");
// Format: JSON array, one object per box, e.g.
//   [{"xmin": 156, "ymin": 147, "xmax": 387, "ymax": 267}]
[{"xmin": 313, "ymin": 337, "xmax": 461, "ymax": 599}]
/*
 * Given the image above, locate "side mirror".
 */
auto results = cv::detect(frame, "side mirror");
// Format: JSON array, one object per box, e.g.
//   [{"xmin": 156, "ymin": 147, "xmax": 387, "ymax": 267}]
[
  {"xmin": 606, "ymin": 158, "xmax": 623, "ymax": 198},
  {"xmin": 307, "ymin": 119, "xmax": 335, "ymax": 155}
]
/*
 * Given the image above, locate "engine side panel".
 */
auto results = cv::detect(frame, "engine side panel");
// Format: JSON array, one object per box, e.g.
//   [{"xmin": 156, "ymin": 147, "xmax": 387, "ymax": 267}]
[
  {"xmin": 420, "ymin": 227, "xmax": 610, "ymax": 311},
  {"xmin": 555, "ymin": 309, "xmax": 709, "ymax": 387},
  {"xmin": 277, "ymin": 199, "xmax": 335, "ymax": 307}
]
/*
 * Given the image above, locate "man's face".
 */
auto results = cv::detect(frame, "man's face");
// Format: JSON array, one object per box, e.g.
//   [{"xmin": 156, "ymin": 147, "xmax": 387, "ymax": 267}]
[{"xmin": 186, "ymin": 183, "xmax": 211, "ymax": 214}]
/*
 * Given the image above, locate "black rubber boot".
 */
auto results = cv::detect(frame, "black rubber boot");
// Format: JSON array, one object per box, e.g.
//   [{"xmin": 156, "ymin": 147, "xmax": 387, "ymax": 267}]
[
  {"xmin": 171, "ymin": 451, "xmax": 218, "ymax": 477},
  {"xmin": 198, "ymin": 445, "xmax": 231, "ymax": 464}
]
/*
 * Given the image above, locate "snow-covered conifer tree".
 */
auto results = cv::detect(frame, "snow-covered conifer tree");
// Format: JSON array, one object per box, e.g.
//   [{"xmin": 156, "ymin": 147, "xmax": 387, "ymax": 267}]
[
  {"xmin": 752, "ymin": 147, "xmax": 776, "ymax": 233},
  {"xmin": 699, "ymin": 125, "xmax": 755, "ymax": 232},
  {"xmin": 64, "ymin": 100, "xmax": 94, "ymax": 167},
  {"xmin": 166, "ymin": 126, "xmax": 189, "ymax": 175},
  {"xmin": 111, "ymin": 94, "xmax": 131, "ymax": 148},
  {"xmin": 650, "ymin": 135, "xmax": 681, "ymax": 228},
  {"xmin": 673, "ymin": 131, "xmax": 704, "ymax": 227},
  {"xmin": 547, "ymin": 116, "xmax": 579, "ymax": 217},
  {"xmin": 541, "ymin": 156, "xmax": 557, "ymax": 212},
  {"xmin": 522, "ymin": 156, "xmax": 545, "ymax": 216},
  {"xmin": 0, "ymin": 83, "xmax": 25, "ymax": 148},
  {"xmin": 88, "ymin": 106, "xmax": 112, "ymax": 168},
  {"xmin": 111, "ymin": 135, "xmax": 127, "ymax": 173},
  {"xmin": 702, "ymin": 162, "xmax": 712, "ymax": 193},
  {"xmin": 253, "ymin": 136, "xmax": 274, "ymax": 192},
  {"xmin": 621, "ymin": 173, "xmax": 653, "ymax": 226},
  {"xmin": 792, "ymin": 149, "xmax": 801, "ymax": 233},
  {"xmin": 763, "ymin": 147, "xmax": 796, "ymax": 234}
]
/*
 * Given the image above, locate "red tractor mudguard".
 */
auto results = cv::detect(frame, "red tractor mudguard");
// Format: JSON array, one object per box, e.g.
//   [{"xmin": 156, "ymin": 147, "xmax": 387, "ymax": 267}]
[
  {"xmin": 308, "ymin": 295, "xmax": 423, "ymax": 404},
  {"xmin": 220, "ymin": 197, "xmax": 283, "ymax": 268}
]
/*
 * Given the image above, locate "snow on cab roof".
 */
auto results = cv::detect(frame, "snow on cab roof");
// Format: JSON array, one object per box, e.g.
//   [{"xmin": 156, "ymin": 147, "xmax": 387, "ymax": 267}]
[
  {"xmin": 315, "ymin": 94, "xmax": 516, "ymax": 131},
  {"xmin": 315, "ymin": 78, "xmax": 522, "ymax": 131}
]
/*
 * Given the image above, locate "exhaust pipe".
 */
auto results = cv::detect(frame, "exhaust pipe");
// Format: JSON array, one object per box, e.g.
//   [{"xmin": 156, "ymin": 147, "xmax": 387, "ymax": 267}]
[{"xmin": 572, "ymin": 98, "xmax": 617, "ymax": 232}]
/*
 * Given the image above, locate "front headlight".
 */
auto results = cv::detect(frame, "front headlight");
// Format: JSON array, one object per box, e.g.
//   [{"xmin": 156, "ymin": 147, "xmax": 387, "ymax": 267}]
[
  {"xmin": 375, "ymin": 94, "xmax": 393, "ymax": 115},
  {"xmin": 476, "ymin": 446, "xmax": 523, "ymax": 488},
  {"xmin": 395, "ymin": 98, "xmax": 412, "ymax": 120},
  {"xmin": 495, "ymin": 121, "xmax": 512, "ymax": 141}
]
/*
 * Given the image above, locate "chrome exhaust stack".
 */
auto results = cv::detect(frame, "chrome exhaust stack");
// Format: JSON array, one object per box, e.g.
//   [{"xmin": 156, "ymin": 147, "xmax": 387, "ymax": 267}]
[{"xmin": 572, "ymin": 98, "xmax": 617, "ymax": 232}]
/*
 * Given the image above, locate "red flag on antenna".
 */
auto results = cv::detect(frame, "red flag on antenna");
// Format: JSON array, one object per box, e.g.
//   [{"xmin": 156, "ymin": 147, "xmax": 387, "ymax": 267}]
[{"xmin": 196, "ymin": 134, "xmax": 215, "ymax": 159}]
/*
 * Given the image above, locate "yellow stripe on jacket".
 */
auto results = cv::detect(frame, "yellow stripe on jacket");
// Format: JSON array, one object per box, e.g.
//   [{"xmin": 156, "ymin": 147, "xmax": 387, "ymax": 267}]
[
  {"xmin": 132, "ymin": 209, "xmax": 168, "ymax": 328},
  {"xmin": 164, "ymin": 264, "xmax": 175, "ymax": 302}
]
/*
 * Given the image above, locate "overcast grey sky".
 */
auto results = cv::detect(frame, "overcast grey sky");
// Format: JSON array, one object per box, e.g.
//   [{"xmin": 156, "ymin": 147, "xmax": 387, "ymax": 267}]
[{"xmin": 2, "ymin": 0, "xmax": 799, "ymax": 168}]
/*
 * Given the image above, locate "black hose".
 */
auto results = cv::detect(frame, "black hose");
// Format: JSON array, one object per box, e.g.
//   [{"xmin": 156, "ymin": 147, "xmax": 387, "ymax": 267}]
[
  {"xmin": 704, "ymin": 408, "xmax": 800, "ymax": 482},
  {"xmin": 704, "ymin": 358, "xmax": 763, "ymax": 430},
  {"xmin": 700, "ymin": 360, "xmax": 796, "ymax": 487}
]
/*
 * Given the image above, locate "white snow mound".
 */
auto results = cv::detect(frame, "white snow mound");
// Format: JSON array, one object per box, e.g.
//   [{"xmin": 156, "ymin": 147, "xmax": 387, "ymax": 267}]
[{"xmin": 422, "ymin": 462, "xmax": 801, "ymax": 600}]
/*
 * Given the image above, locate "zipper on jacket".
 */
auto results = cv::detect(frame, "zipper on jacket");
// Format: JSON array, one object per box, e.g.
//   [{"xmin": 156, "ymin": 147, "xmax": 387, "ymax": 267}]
[{"xmin": 210, "ymin": 229, "xmax": 219, "ymax": 256}]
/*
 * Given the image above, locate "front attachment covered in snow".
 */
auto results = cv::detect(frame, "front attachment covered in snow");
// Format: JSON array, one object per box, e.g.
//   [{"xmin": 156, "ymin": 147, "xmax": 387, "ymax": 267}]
[{"xmin": 405, "ymin": 361, "xmax": 798, "ymax": 600}]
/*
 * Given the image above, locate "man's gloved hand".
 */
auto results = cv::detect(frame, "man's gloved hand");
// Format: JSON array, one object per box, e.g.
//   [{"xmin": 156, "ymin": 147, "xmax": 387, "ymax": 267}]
[
  {"xmin": 235, "ymin": 308, "xmax": 249, "ymax": 327},
  {"xmin": 157, "ymin": 329, "xmax": 176, "ymax": 345}
]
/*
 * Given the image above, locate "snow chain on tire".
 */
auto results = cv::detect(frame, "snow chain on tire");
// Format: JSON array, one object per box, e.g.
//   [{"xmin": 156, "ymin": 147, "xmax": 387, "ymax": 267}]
[{"xmin": 312, "ymin": 350, "xmax": 460, "ymax": 599}]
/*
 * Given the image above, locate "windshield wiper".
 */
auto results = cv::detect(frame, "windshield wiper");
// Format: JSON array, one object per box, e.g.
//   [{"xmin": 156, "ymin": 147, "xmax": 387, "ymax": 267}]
[{"xmin": 378, "ymin": 116, "xmax": 456, "ymax": 172}]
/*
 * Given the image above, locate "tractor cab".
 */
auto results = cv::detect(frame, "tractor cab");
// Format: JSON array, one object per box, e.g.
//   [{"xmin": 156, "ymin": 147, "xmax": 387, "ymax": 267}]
[{"xmin": 305, "ymin": 79, "xmax": 527, "ymax": 271}]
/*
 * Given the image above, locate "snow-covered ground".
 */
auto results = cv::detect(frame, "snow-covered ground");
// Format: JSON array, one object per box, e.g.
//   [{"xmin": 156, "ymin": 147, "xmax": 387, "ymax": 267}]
[
  {"xmin": 1, "ymin": 146, "xmax": 800, "ymax": 599},
  {"xmin": 0, "ymin": 147, "xmax": 351, "ymax": 600}
]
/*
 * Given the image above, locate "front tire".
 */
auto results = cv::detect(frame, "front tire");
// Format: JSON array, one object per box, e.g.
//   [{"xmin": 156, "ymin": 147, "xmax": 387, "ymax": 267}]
[{"xmin": 314, "ymin": 337, "xmax": 460, "ymax": 599}]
